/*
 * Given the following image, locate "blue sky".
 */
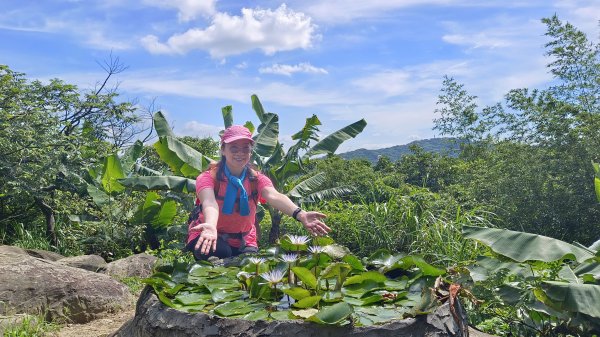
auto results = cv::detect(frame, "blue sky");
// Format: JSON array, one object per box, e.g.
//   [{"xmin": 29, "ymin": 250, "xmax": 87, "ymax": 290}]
[{"xmin": 1, "ymin": 1, "xmax": 598, "ymax": 151}]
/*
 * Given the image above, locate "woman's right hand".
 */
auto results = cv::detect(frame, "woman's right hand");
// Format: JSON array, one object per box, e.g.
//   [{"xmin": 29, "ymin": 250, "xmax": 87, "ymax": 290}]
[{"xmin": 191, "ymin": 223, "xmax": 218, "ymax": 255}]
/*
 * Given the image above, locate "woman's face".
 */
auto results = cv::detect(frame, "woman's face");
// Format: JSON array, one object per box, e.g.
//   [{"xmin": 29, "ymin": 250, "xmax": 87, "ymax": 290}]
[{"xmin": 222, "ymin": 139, "xmax": 253, "ymax": 172}]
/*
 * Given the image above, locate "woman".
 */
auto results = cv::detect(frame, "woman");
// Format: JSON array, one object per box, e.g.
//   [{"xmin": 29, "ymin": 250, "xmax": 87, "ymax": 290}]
[{"xmin": 186, "ymin": 125, "xmax": 331, "ymax": 259}]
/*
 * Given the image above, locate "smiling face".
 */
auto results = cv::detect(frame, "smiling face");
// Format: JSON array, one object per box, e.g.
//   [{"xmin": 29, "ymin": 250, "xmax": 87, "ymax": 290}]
[{"xmin": 221, "ymin": 139, "xmax": 253, "ymax": 174}]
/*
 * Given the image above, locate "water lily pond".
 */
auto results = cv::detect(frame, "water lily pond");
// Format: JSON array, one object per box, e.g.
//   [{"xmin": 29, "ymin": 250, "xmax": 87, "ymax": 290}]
[{"xmin": 143, "ymin": 235, "xmax": 447, "ymax": 326}]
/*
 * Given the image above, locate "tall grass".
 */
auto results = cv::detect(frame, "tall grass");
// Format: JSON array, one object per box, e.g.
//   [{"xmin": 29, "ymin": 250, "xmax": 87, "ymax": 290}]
[
  {"xmin": 315, "ymin": 189, "xmax": 495, "ymax": 266},
  {"xmin": 0, "ymin": 223, "xmax": 53, "ymax": 251}
]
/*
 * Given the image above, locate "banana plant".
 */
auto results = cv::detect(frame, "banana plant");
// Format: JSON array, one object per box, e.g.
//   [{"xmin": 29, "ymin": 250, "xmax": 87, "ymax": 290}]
[
  {"xmin": 83, "ymin": 139, "xmax": 181, "ymax": 250},
  {"xmin": 244, "ymin": 95, "xmax": 367, "ymax": 243},
  {"xmin": 463, "ymin": 226, "xmax": 600, "ymax": 335},
  {"xmin": 119, "ymin": 111, "xmax": 213, "ymax": 195}
]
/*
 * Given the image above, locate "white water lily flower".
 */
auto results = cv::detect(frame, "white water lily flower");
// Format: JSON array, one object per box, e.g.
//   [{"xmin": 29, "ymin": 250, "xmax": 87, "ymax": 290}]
[
  {"xmin": 237, "ymin": 271, "xmax": 252, "ymax": 279},
  {"xmin": 308, "ymin": 246, "xmax": 325, "ymax": 254},
  {"xmin": 286, "ymin": 234, "xmax": 310, "ymax": 246},
  {"xmin": 279, "ymin": 253, "xmax": 299, "ymax": 263},
  {"xmin": 260, "ymin": 269, "xmax": 286, "ymax": 284},
  {"xmin": 248, "ymin": 257, "xmax": 266, "ymax": 265}
]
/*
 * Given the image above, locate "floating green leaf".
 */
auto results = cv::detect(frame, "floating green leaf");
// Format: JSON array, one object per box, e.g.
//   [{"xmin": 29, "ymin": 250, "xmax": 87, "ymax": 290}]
[
  {"xmin": 211, "ymin": 289, "xmax": 245, "ymax": 303},
  {"xmin": 174, "ymin": 292, "xmax": 213, "ymax": 306},
  {"xmin": 270, "ymin": 310, "xmax": 292, "ymax": 320},
  {"xmin": 244, "ymin": 309, "xmax": 269, "ymax": 320},
  {"xmin": 214, "ymin": 301, "xmax": 264, "ymax": 317},
  {"xmin": 343, "ymin": 254, "xmax": 366, "ymax": 272},
  {"xmin": 293, "ymin": 295, "xmax": 322, "ymax": 309},
  {"xmin": 344, "ymin": 294, "xmax": 384, "ymax": 306},
  {"xmin": 292, "ymin": 266, "xmax": 317, "ymax": 290},
  {"xmin": 282, "ymin": 287, "xmax": 311, "ymax": 301},
  {"xmin": 307, "ymin": 302, "xmax": 353, "ymax": 325},
  {"xmin": 343, "ymin": 271, "xmax": 387, "ymax": 287}
]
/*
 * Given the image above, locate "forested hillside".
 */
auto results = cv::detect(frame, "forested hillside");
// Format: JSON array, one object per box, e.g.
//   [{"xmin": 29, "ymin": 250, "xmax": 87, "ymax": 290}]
[{"xmin": 339, "ymin": 137, "xmax": 460, "ymax": 162}]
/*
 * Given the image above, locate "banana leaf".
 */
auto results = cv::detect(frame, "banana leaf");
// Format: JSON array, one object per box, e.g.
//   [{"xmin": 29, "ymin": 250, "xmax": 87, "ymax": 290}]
[
  {"xmin": 131, "ymin": 192, "xmax": 177, "ymax": 229},
  {"xmin": 303, "ymin": 119, "xmax": 367, "ymax": 159},
  {"xmin": 101, "ymin": 154, "xmax": 125, "ymax": 194},
  {"xmin": 119, "ymin": 176, "xmax": 196, "ymax": 193},
  {"xmin": 593, "ymin": 161, "xmax": 600, "ymax": 203},
  {"xmin": 253, "ymin": 112, "xmax": 279, "ymax": 157},
  {"xmin": 87, "ymin": 183, "xmax": 109, "ymax": 206},
  {"xmin": 222, "ymin": 105, "xmax": 233, "ymax": 128},
  {"xmin": 154, "ymin": 136, "xmax": 212, "ymax": 178},
  {"xmin": 541, "ymin": 281, "xmax": 600, "ymax": 319},
  {"xmin": 154, "ymin": 111, "xmax": 176, "ymax": 138},
  {"xmin": 463, "ymin": 226, "xmax": 595, "ymax": 263},
  {"xmin": 251, "ymin": 94, "xmax": 267, "ymax": 123},
  {"xmin": 120, "ymin": 140, "xmax": 144, "ymax": 173}
]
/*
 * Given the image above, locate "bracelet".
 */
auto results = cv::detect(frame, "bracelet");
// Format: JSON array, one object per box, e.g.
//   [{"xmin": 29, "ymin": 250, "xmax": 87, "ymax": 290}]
[{"xmin": 292, "ymin": 207, "xmax": 302, "ymax": 221}]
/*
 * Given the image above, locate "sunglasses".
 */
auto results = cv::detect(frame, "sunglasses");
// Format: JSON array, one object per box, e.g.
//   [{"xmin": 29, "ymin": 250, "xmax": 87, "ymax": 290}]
[{"xmin": 228, "ymin": 145, "xmax": 253, "ymax": 154}]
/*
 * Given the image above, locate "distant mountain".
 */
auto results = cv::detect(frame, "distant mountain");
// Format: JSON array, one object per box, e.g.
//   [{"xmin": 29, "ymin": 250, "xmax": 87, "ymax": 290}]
[{"xmin": 339, "ymin": 138, "xmax": 461, "ymax": 163}]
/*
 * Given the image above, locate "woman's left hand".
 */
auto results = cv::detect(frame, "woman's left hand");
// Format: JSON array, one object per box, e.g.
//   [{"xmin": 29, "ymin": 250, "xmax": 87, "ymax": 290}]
[{"xmin": 299, "ymin": 211, "xmax": 331, "ymax": 236}]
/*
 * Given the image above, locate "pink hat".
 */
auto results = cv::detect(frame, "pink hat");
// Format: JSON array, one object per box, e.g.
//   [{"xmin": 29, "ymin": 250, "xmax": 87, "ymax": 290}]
[{"xmin": 221, "ymin": 125, "xmax": 254, "ymax": 144}]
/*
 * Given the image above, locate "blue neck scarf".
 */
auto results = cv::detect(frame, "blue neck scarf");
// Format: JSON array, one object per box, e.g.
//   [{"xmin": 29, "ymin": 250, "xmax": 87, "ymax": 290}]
[{"xmin": 222, "ymin": 165, "xmax": 250, "ymax": 216}]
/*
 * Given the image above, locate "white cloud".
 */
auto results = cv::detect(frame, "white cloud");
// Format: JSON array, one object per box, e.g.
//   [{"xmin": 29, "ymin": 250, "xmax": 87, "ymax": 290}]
[
  {"xmin": 180, "ymin": 121, "xmax": 222, "ymax": 137},
  {"xmin": 140, "ymin": 4, "xmax": 318, "ymax": 57},
  {"xmin": 440, "ymin": 15, "xmax": 541, "ymax": 51},
  {"xmin": 442, "ymin": 32, "xmax": 512, "ymax": 49},
  {"xmin": 351, "ymin": 61, "xmax": 471, "ymax": 98},
  {"xmin": 142, "ymin": 0, "xmax": 217, "ymax": 22},
  {"xmin": 258, "ymin": 62, "xmax": 328, "ymax": 76},
  {"xmin": 86, "ymin": 30, "xmax": 132, "ymax": 50},
  {"xmin": 298, "ymin": 0, "xmax": 452, "ymax": 23}
]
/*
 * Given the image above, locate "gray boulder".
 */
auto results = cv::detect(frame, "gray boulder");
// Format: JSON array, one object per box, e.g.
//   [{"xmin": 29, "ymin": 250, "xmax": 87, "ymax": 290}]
[
  {"xmin": 25, "ymin": 248, "xmax": 64, "ymax": 261},
  {"xmin": 57, "ymin": 254, "xmax": 107, "ymax": 272},
  {"xmin": 0, "ymin": 252, "xmax": 132, "ymax": 323},
  {"xmin": 112, "ymin": 286, "xmax": 470, "ymax": 337},
  {"xmin": 104, "ymin": 253, "xmax": 157, "ymax": 279},
  {"xmin": 0, "ymin": 245, "xmax": 27, "ymax": 255}
]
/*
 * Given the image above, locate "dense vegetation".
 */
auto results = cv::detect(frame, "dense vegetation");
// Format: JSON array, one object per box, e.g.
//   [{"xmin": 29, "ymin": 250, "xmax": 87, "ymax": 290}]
[{"xmin": 1, "ymin": 15, "xmax": 599, "ymax": 336}]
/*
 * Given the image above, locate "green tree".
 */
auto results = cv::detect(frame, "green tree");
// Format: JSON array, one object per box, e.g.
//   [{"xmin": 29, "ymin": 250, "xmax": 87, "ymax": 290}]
[
  {"xmin": 0, "ymin": 62, "xmax": 146, "ymax": 250},
  {"xmin": 432, "ymin": 16, "xmax": 600, "ymax": 244}
]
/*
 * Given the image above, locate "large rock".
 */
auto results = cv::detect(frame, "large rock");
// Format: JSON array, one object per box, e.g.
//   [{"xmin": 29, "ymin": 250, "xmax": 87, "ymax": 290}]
[
  {"xmin": 104, "ymin": 253, "xmax": 157, "ymax": 279},
  {"xmin": 0, "ymin": 245, "xmax": 27, "ymax": 255},
  {"xmin": 26, "ymin": 248, "xmax": 64, "ymax": 261},
  {"xmin": 0, "ymin": 252, "xmax": 132, "ymax": 323},
  {"xmin": 0, "ymin": 245, "xmax": 64, "ymax": 261},
  {"xmin": 112, "ymin": 287, "xmax": 470, "ymax": 337},
  {"xmin": 57, "ymin": 254, "xmax": 107, "ymax": 272}
]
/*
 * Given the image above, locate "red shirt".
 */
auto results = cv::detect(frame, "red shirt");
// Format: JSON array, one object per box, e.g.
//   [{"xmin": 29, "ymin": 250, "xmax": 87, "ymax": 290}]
[{"xmin": 187, "ymin": 168, "xmax": 273, "ymax": 248}]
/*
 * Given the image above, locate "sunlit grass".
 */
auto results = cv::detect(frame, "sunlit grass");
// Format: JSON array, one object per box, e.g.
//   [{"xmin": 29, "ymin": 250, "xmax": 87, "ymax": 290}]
[
  {"xmin": 311, "ymin": 191, "xmax": 494, "ymax": 266},
  {"xmin": 1, "ymin": 314, "xmax": 60, "ymax": 337}
]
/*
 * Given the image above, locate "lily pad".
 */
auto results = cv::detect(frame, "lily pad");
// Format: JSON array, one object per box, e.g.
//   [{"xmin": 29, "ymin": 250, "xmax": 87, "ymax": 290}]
[
  {"xmin": 214, "ymin": 301, "xmax": 265, "ymax": 317},
  {"xmin": 282, "ymin": 287, "xmax": 311, "ymax": 301},
  {"xmin": 175, "ymin": 292, "xmax": 213, "ymax": 305},
  {"xmin": 307, "ymin": 302, "xmax": 353, "ymax": 325},
  {"xmin": 211, "ymin": 289, "xmax": 246, "ymax": 303},
  {"xmin": 293, "ymin": 295, "xmax": 322, "ymax": 309}
]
